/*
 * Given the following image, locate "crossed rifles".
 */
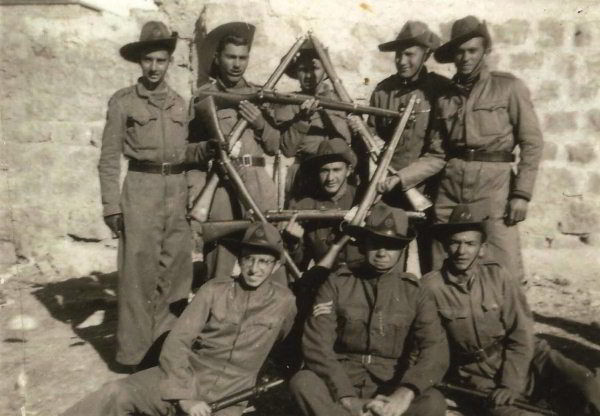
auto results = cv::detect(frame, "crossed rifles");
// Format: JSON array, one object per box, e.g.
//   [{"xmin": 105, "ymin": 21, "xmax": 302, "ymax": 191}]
[{"xmin": 188, "ymin": 32, "xmax": 425, "ymax": 281}]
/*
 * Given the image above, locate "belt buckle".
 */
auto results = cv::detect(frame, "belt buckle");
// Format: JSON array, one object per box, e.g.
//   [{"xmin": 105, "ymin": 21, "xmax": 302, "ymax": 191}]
[
  {"xmin": 242, "ymin": 154, "xmax": 252, "ymax": 167},
  {"xmin": 465, "ymin": 148, "xmax": 476, "ymax": 162},
  {"xmin": 361, "ymin": 354, "xmax": 372, "ymax": 365},
  {"xmin": 161, "ymin": 163, "xmax": 171, "ymax": 175}
]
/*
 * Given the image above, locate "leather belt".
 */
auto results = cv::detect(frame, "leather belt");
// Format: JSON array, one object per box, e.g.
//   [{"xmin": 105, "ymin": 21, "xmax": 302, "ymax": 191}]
[
  {"xmin": 232, "ymin": 155, "xmax": 265, "ymax": 168},
  {"xmin": 128, "ymin": 160, "xmax": 188, "ymax": 175},
  {"xmin": 450, "ymin": 148, "xmax": 515, "ymax": 163},
  {"xmin": 454, "ymin": 341, "xmax": 502, "ymax": 365}
]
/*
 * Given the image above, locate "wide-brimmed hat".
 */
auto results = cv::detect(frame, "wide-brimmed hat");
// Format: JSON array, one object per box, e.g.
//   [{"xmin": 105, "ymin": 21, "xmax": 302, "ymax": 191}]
[
  {"xmin": 346, "ymin": 202, "xmax": 416, "ymax": 244},
  {"xmin": 120, "ymin": 21, "xmax": 178, "ymax": 63},
  {"xmin": 305, "ymin": 138, "xmax": 357, "ymax": 169},
  {"xmin": 284, "ymin": 38, "xmax": 328, "ymax": 80},
  {"xmin": 198, "ymin": 22, "xmax": 256, "ymax": 79},
  {"xmin": 431, "ymin": 204, "xmax": 488, "ymax": 237},
  {"xmin": 222, "ymin": 222, "xmax": 284, "ymax": 261},
  {"xmin": 434, "ymin": 16, "xmax": 492, "ymax": 63},
  {"xmin": 378, "ymin": 21, "xmax": 441, "ymax": 52}
]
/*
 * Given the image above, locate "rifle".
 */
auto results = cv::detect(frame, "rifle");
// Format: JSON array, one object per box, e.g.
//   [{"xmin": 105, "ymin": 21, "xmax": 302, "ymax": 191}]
[
  {"xmin": 189, "ymin": 34, "xmax": 308, "ymax": 223},
  {"xmin": 197, "ymin": 95, "xmax": 302, "ymax": 280},
  {"xmin": 195, "ymin": 89, "xmax": 407, "ymax": 119},
  {"xmin": 316, "ymin": 95, "xmax": 418, "ymax": 269},
  {"xmin": 437, "ymin": 382, "xmax": 558, "ymax": 416},
  {"xmin": 309, "ymin": 34, "xmax": 432, "ymax": 212},
  {"xmin": 209, "ymin": 378, "xmax": 285, "ymax": 412}
]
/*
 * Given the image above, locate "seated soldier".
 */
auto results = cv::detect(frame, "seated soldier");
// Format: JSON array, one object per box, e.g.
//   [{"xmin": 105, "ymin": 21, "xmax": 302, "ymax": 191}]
[
  {"xmin": 289, "ymin": 202, "xmax": 448, "ymax": 416},
  {"xmin": 423, "ymin": 205, "xmax": 600, "ymax": 416},
  {"xmin": 275, "ymin": 39, "xmax": 352, "ymax": 201},
  {"xmin": 60, "ymin": 223, "xmax": 296, "ymax": 416}
]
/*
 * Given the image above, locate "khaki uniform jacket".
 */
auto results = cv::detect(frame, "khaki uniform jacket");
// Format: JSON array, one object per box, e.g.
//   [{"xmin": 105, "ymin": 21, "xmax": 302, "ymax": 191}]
[
  {"xmin": 368, "ymin": 68, "xmax": 451, "ymax": 172},
  {"xmin": 422, "ymin": 260, "xmax": 534, "ymax": 393},
  {"xmin": 398, "ymin": 66, "xmax": 543, "ymax": 203},
  {"xmin": 98, "ymin": 80, "xmax": 206, "ymax": 217},
  {"xmin": 160, "ymin": 277, "xmax": 296, "ymax": 402},
  {"xmin": 302, "ymin": 262, "xmax": 449, "ymax": 400}
]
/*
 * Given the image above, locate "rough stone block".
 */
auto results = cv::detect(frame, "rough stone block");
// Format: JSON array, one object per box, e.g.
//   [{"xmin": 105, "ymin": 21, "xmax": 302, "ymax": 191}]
[
  {"xmin": 552, "ymin": 54, "xmax": 578, "ymax": 79},
  {"xmin": 543, "ymin": 111, "xmax": 578, "ymax": 133},
  {"xmin": 585, "ymin": 53, "xmax": 600, "ymax": 80},
  {"xmin": 587, "ymin": 172, "xmax": 600, "ymax": 196},
  {"xmin": 541, "ymin": 141, "xmax": 558, "ymax": 161},
  {"xmin": 491, "ymin": 19, "xmax": 530, "ymax": 45},
  {"xmin": 0, "ymin": 241, "xmax": 17, "ymax": 265},
  {"xmin": 558, "ymin": 199, "xmax": 600, "ymax": 235},
  {"xmin": 586, "ymin": 109, "xmax": 600, "ymax": 130},
  {"xmin": 510, "ymin": 52, "xmax": 544, "ymax": 71},
  {"xmin": 572, "ymin": 81, "xmax": 599, "ymax": 102},
  {"xmin": 532, "ymin": 166, "xmax": 579, "ymax": 203},
  {"xmin": 533, "ymin": 81, "xmax": 560, "ymax": 103},
  {"xmin": 574, "ymin": 21, "xmax": 600, "ymax": 47},
  {"xmin": 566, "ymin": 142, "xmax": 597, "ymax": 164},
  {"xmin": 537, "ymin": 19, "xmax": 565, "ymax": 48}
]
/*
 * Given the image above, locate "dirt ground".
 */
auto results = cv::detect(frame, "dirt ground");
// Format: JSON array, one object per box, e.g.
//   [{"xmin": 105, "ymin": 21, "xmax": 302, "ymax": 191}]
[{"xmin": 1, "ymin": 247, "xmax": 599, "ymax": 416}]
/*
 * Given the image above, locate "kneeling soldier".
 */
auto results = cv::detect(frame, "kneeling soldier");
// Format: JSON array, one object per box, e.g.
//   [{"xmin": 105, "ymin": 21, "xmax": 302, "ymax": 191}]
[
  {"xmin": 423, "ymin": 205, "xmax": 600, "ymax": 416},
  {"xmin": 61, "ymin": 223, "xmax": 296, "ymax": 416},
  {"xmin": 290, "ymin": 203, "xmax": 448, "ymax": 416}
]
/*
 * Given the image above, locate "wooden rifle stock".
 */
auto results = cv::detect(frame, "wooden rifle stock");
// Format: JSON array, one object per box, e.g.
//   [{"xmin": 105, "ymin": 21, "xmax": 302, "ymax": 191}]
[
  {"xmin": 310, "ymin": 34, "xmax": 432, "ymax": 212},
  {"xmin": 199, "ymin": 96, "xmax": 302, "ymax": 281},
  {"xmin": 316, "ymin": 95, "xmax": 418, "ymax": 269},
  {"xmin": 189, "ymin": 34, "xmax": 308, "ymax": 223},
  {"xmin": 209, "ymin": 378, "xmax": 285, "ymax": 412}
]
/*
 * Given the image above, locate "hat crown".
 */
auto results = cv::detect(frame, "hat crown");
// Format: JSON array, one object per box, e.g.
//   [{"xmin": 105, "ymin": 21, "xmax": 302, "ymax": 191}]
[
  {"xmin": 450, "ymin": 15, "xmax": 484, "ymax": 40},
  {"xmin": 447, "ymin": 204, "xmax": 487, "ymax": 225},
  {"xmin": 366, "ymin": 204, "xmax": 409, "ymax": 238},
  {"xmin": 242, "ymin": 223, "xmax": 283, "ymax": 253},
  {"xmin": 398, "ymin": 21, "xmax": 429, "ymax": 40},
  {"xmin": 314, "ymin": 138, "xmax": 357, "ymax": 167},
  {"xmin": 139, "ymin": 21, "xmax": 172, "ymax": 42}
]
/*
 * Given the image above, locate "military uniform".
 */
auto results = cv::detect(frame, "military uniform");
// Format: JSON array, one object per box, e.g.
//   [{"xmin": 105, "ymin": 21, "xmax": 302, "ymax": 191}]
[
  {"xmin": 61, "ymin": 259, "xmax": 297, "ymax": 416},
  {"xmin": 99, "ymin": 79, "xmax": 207, "ymax": 365},
  {"xmin": 423, "ymin": 260, "xmax": 600, "ymax": 415},
  {"xmin": 188, "ymin": 77, "xmax": 281, "ymax": 280},
  {"xmin": 290, "ymin": 260, "xmax": 448, "ymax": 416}
]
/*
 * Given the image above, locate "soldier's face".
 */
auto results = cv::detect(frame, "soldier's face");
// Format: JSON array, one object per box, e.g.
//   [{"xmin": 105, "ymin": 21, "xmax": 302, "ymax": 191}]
[
  {"xmin": 446, "ymin": 230, "xmax": 486, "ymax": 272},
  {"xmin": 239, "ymin": 250, "xmax": 279, "ymax": 287},
  {"xmin": 296, "ymin": 58, "xmax": 325, "ymax": 93},
  {"xmin": 395, "ymin": 45, "xmax": 427, "ymax": 79},
  {"xmin": 318, "ymin": 161, "xmax": 350, "ymax": 195},
  {"xmin": 365, "ymin": 237, "xmax": 404, "ymax": 272},
  {"xmin": 140, "ymin": 49, "xmax": 171, "ymax": 87},
  {"xmin": 215, "ymin": 43, "xmax": 250, "ymax": 85},
  {"xmin": 453, "ymin": 37, "xmax": 486, "ymax": 76}
]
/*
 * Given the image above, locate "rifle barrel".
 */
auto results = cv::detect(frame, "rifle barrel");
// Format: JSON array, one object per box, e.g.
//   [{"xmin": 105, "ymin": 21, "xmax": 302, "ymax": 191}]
[{"xmin": 210, "ymin": 379, "xmax": 284, "ymax": 412}]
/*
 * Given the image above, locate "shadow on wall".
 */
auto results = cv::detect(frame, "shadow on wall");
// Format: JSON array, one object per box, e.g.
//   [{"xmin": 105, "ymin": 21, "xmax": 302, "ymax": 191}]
[{"xmin": 534, "ymin": 312, "xmax": 600, "ymax": 349}]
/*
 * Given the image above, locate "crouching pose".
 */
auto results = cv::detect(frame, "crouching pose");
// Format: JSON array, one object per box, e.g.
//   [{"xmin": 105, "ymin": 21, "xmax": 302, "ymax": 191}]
[
  {"xmin": 424, "ymin": 204, "xmax": 600, "ymax": 416},
  {"xmin": 290, "ymin": 203, "xmax": 448, "ymax": 416},
  {"xmin": 61, "ymin": 223, "xmax": 296, "ymax": 416}
]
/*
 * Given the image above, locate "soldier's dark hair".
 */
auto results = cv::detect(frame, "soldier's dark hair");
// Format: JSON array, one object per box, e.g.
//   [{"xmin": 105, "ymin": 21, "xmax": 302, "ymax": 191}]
[{"xmin": 216, "ymin": 34, "xmax": 251, "ymax": 53}]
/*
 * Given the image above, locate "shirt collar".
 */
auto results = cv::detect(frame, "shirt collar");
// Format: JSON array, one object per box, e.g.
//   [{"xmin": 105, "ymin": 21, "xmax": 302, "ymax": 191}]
[
  {"xmin": 136, "ymin": 78, "xmax": 177, "ymax": 109},
  {"xmin": 393, "ymin": 66, "xmax": 429, "ymax": 94},
  {"xmin": 214, "ymin": 76, "xmax": 252, "ymax": 91},
  {"xmin": 442, "ymin": 259, "xmax": 479, "ymax": 292}
]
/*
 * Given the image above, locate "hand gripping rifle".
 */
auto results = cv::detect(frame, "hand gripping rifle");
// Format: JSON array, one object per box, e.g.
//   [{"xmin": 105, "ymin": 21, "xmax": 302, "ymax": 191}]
[
  {"xmin": 309, "ymin": 34, "xmax": 432, "ymax": 212},
  {"xmin": 197, "ymin": 95, "xmax": 302, "ymax": 280},
  {"xmin": 189, "ymin": 34, "xmax": 308, "ymax": 223},
  {"xmin": 208, "ymin": 378, "xmax": 285, "ymax": 413},
  {"xmin": 316, "ymin": 94, "xmax": 418, "ymax": 269}
]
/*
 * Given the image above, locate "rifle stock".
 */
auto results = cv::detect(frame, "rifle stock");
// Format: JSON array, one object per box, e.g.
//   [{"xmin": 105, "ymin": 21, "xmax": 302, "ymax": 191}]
[
  {"xmin": 188, "ymin": 172, "xmax": 220, "ymax": 222},
  {"xmin": 209, "ymin": 378, "xmax": 285, "ymax": 412},
  {"xmin": 316, "ymin": 95, "xmax": 418, "ymax": 269}
]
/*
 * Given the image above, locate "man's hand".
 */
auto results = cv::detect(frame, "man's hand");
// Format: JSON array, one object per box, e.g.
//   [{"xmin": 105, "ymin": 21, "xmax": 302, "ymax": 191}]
[
  {"xmin": 239, "ymin": 100, "xmax": 265, "ymax": 131},
  {"xmin": 206, "ymin": 139, "xmax": 227, "ymax": 159},
  {"xmin": 179, "ymin": 399, "xmax": 211, "ymax": 416},
  {"xmin": 489, "ymin": 387, "xmax": 520, "ymax": 407},
  {"xmin": 340, "ymin": 397, "xmax": 368, "ymax": 416},
  {"xmin": 312, "ymin": 300, "xmax": 333, "ymax": 317},
  {"xmin": 104, "ymin": 213, "xmax": 123, "ymax": 238},
  {"xmin": 505, "ymin": 197, "xmax": 529, "ymax": 226},
  {"xmin": 373, "ymin": 387, "xmax": 415, "ymax": 416},
  {"xmin": 298, "ymin": 98, "xmax": 320, "ymax": 121},
  {"xmin": 347, "ymin": 115, "xmax": 366, "ymax": 136},
  {"xmin": 377, "ymin": 175, "xmax": 401, "ymax": 194},
  {"xmin": 283, "ymin": 213, "xmax": 305, "ymax": 241}
]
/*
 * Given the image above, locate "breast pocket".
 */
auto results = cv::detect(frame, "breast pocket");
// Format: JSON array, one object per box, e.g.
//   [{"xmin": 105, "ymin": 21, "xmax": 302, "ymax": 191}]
[
  {"xmin": 472, "ymin": 100, "xmax": 508, "ymax": 136},
  {"xmin": 382, "ymin": 312, "xmax": 411, "ymax": 357},
  {"xmin": 127, "ymin": 110, "xmax": 158, "ymax": 150},
  {"xmin": 480, "ymin": 301, "xmax": 504, "ymax": 337},
  {"xmin": 336, "ymin": 307, "xmax": 367, "ymax": 351},
  {"xmin": 439, "ymin": 308, "xmax": 470, "ymax": 344},
  {"xmin": 168, "ymin": 108, "xmax": 188, "ymax": 147}
]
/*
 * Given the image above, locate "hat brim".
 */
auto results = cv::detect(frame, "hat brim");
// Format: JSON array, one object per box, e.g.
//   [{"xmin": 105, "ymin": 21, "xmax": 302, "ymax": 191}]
[
  {"xmin": 345, "ymin": 224, "xmax": 416, "ymax": 244},
  {"xmin": 304, "ymin": 153, "xmax": 355, "ymax": 170},
  {"xmin": 120, "ymin": 35, "xmax": 178, "ymax": 63},
  {"xmin": 221, "ymin": 238, "xmax": 283, "ymax": 261},
  {"xmin": 284, "ymin": 48, "xmax": 321, "ymax": 79},
  {"xmin": 198, "ymin": 22, "xmax": 256, "ymax": 80},
  {"xmin": 431, "ymin": 222, "xmax": 486, "ymax": 239},
  {"xmin": 434, "ymin": 25, "xmax": 491, "ymax": 63},
  {"xmin": 378, "ymin": 33, "xmax": 440, "ymax": 52}
]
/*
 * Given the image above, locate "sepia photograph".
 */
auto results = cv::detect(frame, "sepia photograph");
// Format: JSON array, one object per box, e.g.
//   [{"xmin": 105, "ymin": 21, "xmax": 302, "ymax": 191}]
[{"xmin": 0, "ymin": 0, "xmax": 599, "ymax": 415}]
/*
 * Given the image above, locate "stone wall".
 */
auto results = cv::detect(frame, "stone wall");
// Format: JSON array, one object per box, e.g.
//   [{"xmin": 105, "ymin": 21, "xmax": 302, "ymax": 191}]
[{"xmin": 1, "ymin": 0, "xmax": 599, "ymax": 278}]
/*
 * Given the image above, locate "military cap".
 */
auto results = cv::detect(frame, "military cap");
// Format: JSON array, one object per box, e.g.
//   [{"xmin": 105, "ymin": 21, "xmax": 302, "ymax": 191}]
[
  {"xmin": 284, "ymin": 38, "xmax": 328, "ymax": 80},
  {"xmin": 198, "ymin": 22, "xmax": 256, "ymax": 79},
  {"xmin": 431, "ymin": 204, "xmax": 488, "ymax": 237},
  {"xmin": 346, "ymin": 202, "xmax": 416, "ymax": 244},
  {"xmin": 120, "ymin": 21, "xmax": 178, "ymax": 63},
  {"xmin": 223, "ymin": 222, "xmax": 284, "ymax": 261},
  {"xmin": 305, "ymin": 138, "xmax": 358, "ymax": 169},
  {"xmin": 378, "ymin": 21, "xmax": 441, "ymax": 52},
  {"xmin": 434, "ymin": 16, "xmax": 492, "ymax": 63}
]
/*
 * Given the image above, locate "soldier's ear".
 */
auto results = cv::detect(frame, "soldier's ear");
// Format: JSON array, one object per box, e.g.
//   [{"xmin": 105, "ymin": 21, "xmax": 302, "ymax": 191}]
[
  {"xmin": 271, "ymin": 260, "xmax": 282, "ymax": 274},
  {"xmin": 478, "ymin": 241, "xmax": 487, "ymax": 259}
]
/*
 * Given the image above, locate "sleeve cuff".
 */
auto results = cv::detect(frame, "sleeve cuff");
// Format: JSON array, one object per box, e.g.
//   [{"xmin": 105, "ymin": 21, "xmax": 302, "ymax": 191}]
[
  {"xmin": 510, "ymin": 190, "xmax": 531, "ymax": 201},
  {"xmin": 103, "ymin": 206, "xmax": 122, "ymax": 217}
]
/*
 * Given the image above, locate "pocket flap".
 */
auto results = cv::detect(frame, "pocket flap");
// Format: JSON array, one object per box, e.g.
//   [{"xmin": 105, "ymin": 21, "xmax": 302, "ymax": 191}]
[
  {"xmin": 129, "ymin": 110, "xmax": 155, "ymax": 125},
  {"xmin": 439, "ymin": 308, "xmax": 468, "ymax": 320},
  {"xmin": 473, "ymin": 100, "xmax": 506, "ymax": 111},
  {"xmin": 481, "ymin": 301, "xmax": 500, "ymax": 312}
]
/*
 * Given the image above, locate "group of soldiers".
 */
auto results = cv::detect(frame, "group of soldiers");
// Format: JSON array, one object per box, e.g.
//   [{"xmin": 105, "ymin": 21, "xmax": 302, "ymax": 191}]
[{"xmin": 62, "ymin": 15, "xmax": 600, "ymax": 416}]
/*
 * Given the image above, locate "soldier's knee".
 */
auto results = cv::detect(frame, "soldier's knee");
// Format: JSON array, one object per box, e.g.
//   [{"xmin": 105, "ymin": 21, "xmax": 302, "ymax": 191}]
[
  {"xmin": 289, "ymin": 370, "xmax": 322, "ymax": 398},
  {"xmin": 408, "ymin": 388, "xmax": 446, "ymax": 416},
  {"xmin": 104, "ymin": 378, "xmax": 137, "ymax": 408}
]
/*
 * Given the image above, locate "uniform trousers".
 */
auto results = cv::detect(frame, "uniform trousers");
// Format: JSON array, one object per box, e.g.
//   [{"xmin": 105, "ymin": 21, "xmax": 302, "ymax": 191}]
[
  {"xmin": 118, "ymin": 171, "xmax": 192, "ymax": 365},
  {"xmin": 290, "ymin": 369, "xmax": 446, "ymax": 416}
]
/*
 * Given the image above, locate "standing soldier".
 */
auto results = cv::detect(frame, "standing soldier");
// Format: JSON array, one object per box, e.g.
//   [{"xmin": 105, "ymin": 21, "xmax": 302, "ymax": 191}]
[
  {"xmin": 274, "ymin": 40, "xmax": 352, "ymax": 201},
  {"xmin": 352, "ymin": 21, "xmax": 450, "ymax": 273},
  {"xmin": 381, "ymin": 16, "xmax": 544, "ymax": 282},
  {"xmin": 99, "ymin": 22, "xmax": 202, "ymax": 369},
  {"xmin": 423, "ymin": 205, "xmax": 600, "ymax": 415},
  {"xmin": 188, "ymin": 22, "xmax": 281, "ymax": 281}
]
